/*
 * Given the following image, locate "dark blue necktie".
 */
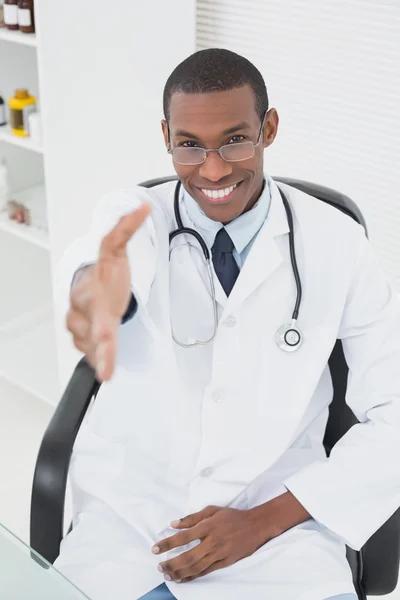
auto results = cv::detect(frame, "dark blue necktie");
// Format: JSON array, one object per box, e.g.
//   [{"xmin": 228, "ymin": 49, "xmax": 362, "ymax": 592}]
[{"xmin": 212, "ymin": 228, "xmax": 240, "ymax": 296}]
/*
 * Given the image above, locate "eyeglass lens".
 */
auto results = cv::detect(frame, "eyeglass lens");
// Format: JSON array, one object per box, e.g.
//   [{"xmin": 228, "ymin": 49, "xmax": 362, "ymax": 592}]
[{"xmin": 172, "ymin": 141, "xmax": 255, "ymax": 166}]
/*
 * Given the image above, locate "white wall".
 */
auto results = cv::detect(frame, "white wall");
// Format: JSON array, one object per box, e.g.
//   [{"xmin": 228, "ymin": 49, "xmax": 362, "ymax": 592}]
[
  {"xmin": 197, "ymin": 0, "xmax": 400, "ymax": 290},
  {"xmin": 35, "ymin": 0, "xmax": 196, "ymax": 386},
  {"xmin": 37, "ymin": 0, "xmax": 196, "ymax": 265}
]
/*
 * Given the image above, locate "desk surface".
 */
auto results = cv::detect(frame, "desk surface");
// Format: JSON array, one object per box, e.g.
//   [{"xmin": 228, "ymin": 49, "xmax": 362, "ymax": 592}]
[{"xmin": 0, "ymin": 522, "xmax": 89, "ymax": 599}]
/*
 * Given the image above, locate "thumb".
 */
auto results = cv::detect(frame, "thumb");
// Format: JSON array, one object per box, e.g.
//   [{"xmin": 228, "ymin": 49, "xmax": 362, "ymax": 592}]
[
  {"xmin": 99, "ymin": 202, "xmax": 151, "ymax": 259},
  {"xmin": 171, "ymin": 506, "xmax": 220, "ymax": 529}
]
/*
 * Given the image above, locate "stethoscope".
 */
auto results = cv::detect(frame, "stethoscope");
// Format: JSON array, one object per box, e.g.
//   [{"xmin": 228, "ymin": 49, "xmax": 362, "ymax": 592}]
[{"xmin": 169, "ymin": 180, "xmax": 303, "ymax": 352}]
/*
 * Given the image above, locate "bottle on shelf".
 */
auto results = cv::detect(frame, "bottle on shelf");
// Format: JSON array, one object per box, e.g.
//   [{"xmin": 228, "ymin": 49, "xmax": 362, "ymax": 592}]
[
  {"xmin": 4, "ymin": 0, "xmax": 19, "ymax": 31},
  {"xmin": 8, "ymin": 89, "xmax": 36, "ymax": 137},
  {"xmin": 0, "ymin": 158, "xmax": 10, "ymax": 212},
  {"xmin": 18, "ymin": 0, "xmax": 34, "ymax": 33},
  {"xmin": 0, "ymin": 95, "xmax": 6, "ymax": 127},
  {"xmin": 28, "ymin": 111, "xmax": 41, "ymax": 144},
  {"xmin": 0, "ymin": 1, "xmax": 6, "ymax": 28}
]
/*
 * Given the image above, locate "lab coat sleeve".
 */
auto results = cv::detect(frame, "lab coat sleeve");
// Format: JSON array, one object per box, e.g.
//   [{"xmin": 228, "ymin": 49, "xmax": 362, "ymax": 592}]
[
  {"xmin": 54, "ymin": 188, "xmax": 158, "ymax": 323},
  {"xmin": 284, "ymin": 226, "xmax": 400, "ymax": 550}
]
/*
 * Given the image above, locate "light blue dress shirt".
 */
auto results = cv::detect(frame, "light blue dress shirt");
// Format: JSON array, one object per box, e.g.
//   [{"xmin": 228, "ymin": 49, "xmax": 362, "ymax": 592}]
[{"xmin": 182, "ymin": 178, "xmax": 272, "ymax": 268}]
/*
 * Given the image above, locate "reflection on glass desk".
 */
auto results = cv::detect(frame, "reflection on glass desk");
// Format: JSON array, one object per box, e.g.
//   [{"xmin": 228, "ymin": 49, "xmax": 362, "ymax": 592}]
[{"xmin": 0, "ymin": 522, "xmax": 90, "ymax": 599}]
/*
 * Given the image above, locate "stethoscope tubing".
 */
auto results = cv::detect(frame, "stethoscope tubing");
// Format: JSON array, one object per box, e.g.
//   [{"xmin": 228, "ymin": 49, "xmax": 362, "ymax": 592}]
[{"xmin": 169, "ymin": 180, "xmax": 303, "ymax": 350}]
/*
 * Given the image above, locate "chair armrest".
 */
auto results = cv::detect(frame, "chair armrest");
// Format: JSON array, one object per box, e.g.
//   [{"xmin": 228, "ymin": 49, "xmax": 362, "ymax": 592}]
[
  {"xmin": 361, "ymin": 508, "xmax": 400, "ymax": 595},
  {"xmin": 30, "ymin": 357, "xmax": 99, "ymax": 564}
]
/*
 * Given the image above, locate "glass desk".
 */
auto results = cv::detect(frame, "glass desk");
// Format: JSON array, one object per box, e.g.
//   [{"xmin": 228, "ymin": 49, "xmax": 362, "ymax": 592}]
[{"xmin": 0, "ymin": 521, "xmax": 90, "ymax": 599}]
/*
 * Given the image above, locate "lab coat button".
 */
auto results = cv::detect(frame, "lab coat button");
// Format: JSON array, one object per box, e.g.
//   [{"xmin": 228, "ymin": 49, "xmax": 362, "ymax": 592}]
[
  {"xmin": 201, "ymin": 467, "xmax": 213, "ymax": 478},
  {"xmin": 212, "ymin": 389, "xmax": 224, "ymax": 403},
  {"xmin": 224, "ymin": 315, "xmax": 237, "ymax": 327}
]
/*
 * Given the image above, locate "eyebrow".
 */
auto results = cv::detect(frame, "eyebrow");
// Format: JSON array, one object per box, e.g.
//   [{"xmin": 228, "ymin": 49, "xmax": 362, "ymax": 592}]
[{"xmin": 174, "ymin": 122, "xmax": 252, "ymax": 139}]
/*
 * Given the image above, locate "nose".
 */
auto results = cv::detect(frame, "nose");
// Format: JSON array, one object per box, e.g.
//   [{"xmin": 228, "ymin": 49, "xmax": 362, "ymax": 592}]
[{"xmin": 198, "ymin": 150, "xmax": 233, "ymax": 182}]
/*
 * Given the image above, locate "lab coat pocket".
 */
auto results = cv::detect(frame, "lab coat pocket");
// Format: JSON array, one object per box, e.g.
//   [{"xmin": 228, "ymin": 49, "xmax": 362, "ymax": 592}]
[
  {"xmin": 70, "ymin": 420, "xmax": 127, "ymax": 495},
  {"xmin": 257, "ymin": 322, "xmax": 336, "ymax": 417}
]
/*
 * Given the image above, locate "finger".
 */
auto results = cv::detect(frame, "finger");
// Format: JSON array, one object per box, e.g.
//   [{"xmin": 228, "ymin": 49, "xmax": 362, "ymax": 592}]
[
  {"xmin": 72, "ymin": 335, "xmax": 90, "ymax": 355},
  {"xmin": 152, "ymin": 524, "xmax": 205, "ymax": 555},
  {"xmin": 171, "ymin": 506, "xmax": 220, "ymax": 529},
  {"xmin": 94, "ymin": 332, "xmax": 118, "ymax": 382},
  {"xmin": 70, "ymin": 286, "xmax": 93, "ymax": 313},
  {"xmin": 91, "ymin": 307, "xmax": 120, "ymax": 381},
  {"xmin": 181, "ymin": 558, "xmax": 229, "ymax": 583},
  {"xmin": 161, "ymin": 546, "xmax": 214, "ymax": 583},
  {"xmin": 85, "ymin": 351, "xmax": 96, "ymax": 370},
  {"xmin": 99, "ymin": 203, "xmax": 151, "ymax": 259},
  {"xmin": 66, "ymin": 311, "xmax": 90, "ymax": 340},
  {"xmin": 171, "ymin": 511, "xmax": 205, "ymax": 530}
]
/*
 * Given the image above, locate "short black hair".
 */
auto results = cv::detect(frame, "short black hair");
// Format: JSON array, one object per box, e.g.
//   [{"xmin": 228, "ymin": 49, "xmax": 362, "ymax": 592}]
[{"xmin": 163, "ymin": 48, "xmax": 268, "ymax": 122}]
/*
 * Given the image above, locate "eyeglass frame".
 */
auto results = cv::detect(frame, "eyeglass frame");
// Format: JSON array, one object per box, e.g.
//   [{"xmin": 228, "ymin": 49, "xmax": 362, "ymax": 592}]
[{"xmin": 166, "ymin": 109, "xmax": 268, "ymax": 165}]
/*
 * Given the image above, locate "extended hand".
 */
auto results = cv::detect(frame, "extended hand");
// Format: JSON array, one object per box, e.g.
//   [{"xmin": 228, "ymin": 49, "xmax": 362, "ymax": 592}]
[
  {"xmin": 67, "ymin": 203, "xmax": 151, "ymax": 381},
  {"xmin": 152, "ymin": 505, "xmax": 268, "ymax": 583}
]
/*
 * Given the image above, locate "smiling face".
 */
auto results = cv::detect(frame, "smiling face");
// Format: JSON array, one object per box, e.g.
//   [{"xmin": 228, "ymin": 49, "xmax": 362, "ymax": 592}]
[{"xmin": 162, "ymin": 85, "xmax": 279, "ymax": 223}]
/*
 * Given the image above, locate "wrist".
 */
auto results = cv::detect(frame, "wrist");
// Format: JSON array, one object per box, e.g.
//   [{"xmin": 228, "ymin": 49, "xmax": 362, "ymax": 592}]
[{"xmin": 249, "ymin": 491, "xmax": 311, "ymax": 541}]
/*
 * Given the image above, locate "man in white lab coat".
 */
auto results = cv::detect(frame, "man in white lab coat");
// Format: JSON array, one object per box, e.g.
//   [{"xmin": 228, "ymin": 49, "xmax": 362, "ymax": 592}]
[{"xmin": 55, "ymin": 48, "xmax": 400, "ymax": 600}]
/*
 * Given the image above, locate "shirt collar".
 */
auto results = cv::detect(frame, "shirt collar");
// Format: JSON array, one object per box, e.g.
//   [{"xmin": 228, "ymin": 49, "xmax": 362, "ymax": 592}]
[{"xmin": 181, "ymin": 176, "xmax": 272, "ymax": 253}]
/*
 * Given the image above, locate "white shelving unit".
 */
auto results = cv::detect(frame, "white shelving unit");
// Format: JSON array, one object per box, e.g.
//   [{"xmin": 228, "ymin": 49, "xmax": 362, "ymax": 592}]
[
  {"xmin": 0, "ymin": 19, "xmax": 56, "ymax": 405},
  {"xmin": 0, "ymin": 185, "xmax": 48, "ymax": 249},
  {"xmin": 0, "ymin": 310, "xmax": 58, "ymax": 403},
  {"xmin": 0, "ymin": 221, "xmax": 57, "ymax": 403},
  {"xmin": 0, "ymin": 125, "xmax": 43, "ymax": 153},
  {"xmin": 0, "ymin": 0, "xmax": 196, "ymax": 400},
  {"xmin": 0, "ymin": 27, "xmax": 36, "ymax": 47}
]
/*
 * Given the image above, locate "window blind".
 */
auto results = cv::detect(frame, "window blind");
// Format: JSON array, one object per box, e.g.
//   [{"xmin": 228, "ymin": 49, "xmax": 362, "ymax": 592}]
[{"xmin": 197, "ymin": 0, "xmax": 400, "ymax": 289}]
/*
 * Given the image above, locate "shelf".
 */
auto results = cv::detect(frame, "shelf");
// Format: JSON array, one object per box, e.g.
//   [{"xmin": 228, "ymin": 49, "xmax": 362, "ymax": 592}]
[
  {"xmin": 0, "ymin": 212, "xmax": 48, "ymax": 249},
  {"xmin": 0, "ymin": 310, "xmax": 59, "ymax": 405},
  {"xmin": 0, "ymin": 126, "xmax": 43, "ymax": 153},
  {"xmin": 0, "ymin": 185, "xmax": 49, "ymax": 250},
  {"xmin": 0, "ymin": 27, "xmax": 37, "ymax": 47}
]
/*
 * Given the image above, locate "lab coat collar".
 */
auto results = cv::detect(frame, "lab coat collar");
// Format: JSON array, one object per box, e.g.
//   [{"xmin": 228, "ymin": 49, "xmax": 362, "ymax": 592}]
[
  {"xmin": 224, "ymin": 177, "xmax": 290, "ymax": 315},
  {"xmin": 178, "ymin": 175, "xmax": 290, "ymax": 311},
  {"xmin": 226, "ymin": 178, "xmax": 272, "ymax": 254},
  {"xmin": 181, "ymin": 177, "xmax": 272, "ymax": 255}
]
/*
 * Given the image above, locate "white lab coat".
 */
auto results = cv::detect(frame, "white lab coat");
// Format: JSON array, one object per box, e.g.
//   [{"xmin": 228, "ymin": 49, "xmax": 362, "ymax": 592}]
[{"xmin": 54, "ymin": 178, "xmax": 400, "ymax": 600}]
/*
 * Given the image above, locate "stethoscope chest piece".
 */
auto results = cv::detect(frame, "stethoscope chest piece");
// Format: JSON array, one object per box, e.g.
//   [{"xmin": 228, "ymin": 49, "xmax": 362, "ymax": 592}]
[{"xmin": 276, "ymin": 322, "xmax": 303, "ymax": 352}]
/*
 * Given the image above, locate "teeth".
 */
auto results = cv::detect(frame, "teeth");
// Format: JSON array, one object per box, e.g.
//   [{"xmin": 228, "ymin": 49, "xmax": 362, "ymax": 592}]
[{"xmin": 201, "ymin": 184, "xmax": 237, "ymax": 199}]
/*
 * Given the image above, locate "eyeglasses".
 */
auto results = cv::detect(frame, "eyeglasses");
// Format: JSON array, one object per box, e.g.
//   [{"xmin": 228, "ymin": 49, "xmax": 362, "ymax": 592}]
[{"xmin": 167, "ymin": 111, "xmax": 267, "ymax": 166}]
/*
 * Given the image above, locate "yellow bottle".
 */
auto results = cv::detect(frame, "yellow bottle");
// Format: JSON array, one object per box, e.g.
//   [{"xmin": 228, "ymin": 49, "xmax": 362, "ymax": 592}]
[{"xmin": 8, "ymin": 89, "xmax": 36, "ymax": 137}]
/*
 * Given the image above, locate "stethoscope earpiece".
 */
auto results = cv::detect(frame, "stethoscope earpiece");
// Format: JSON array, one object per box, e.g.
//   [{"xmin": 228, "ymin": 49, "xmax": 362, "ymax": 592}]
[{"xmin": 275, "ymin": 322, "xmax": 303, "ymax": 353}]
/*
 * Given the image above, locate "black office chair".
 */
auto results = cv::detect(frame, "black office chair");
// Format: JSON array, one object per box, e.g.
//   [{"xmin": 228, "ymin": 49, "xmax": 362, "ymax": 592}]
[{"xmin": 30, "ymin": 177, "xmax": 400, "ymax": 599}]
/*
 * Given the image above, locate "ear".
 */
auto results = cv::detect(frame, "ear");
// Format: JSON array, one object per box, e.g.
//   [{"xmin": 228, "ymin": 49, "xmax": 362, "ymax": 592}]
[
  {"xmin": 263, "ymin": 108, "xmax": 279, "ymax": 148},
  {"xmin": 161, "ymin": 119, "xmax": 170, "ymax": 150}
]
